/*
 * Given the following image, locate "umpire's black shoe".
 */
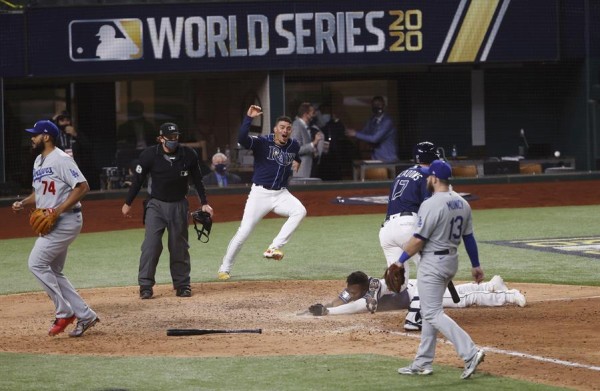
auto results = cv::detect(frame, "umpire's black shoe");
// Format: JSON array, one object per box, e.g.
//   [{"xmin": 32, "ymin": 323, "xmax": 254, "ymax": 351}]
[
  {"xmin": 176, "ymin": 286, "xmax": 192, "ymax": 297},
  {"xmin": 140, "ymin": 287, "xmax": 153, "ymax": 299}
]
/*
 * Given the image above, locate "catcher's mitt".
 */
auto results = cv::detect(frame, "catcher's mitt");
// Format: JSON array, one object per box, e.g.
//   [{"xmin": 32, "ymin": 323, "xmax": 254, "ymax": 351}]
[
  {"xmin": 29, "ymin": 208, "xmax": 58, "ymax": 236},
  {"xmin": 308, "ymin": 303, "xmax": 329, "ymax": 316},
  {"xmin": 191, "ymin": 209, "xmax": 212, "ymax": 243},
  {"xmin": 384, "ymin": 262, "xmax": 406, "ymax": 293}
]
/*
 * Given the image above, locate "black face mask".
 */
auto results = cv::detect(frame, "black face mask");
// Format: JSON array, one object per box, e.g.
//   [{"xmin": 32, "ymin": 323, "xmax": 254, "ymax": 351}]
[
  {"xmin": 215, "ymin": 164, "xmax": 227, "ymax": 175},
  {"xmin": 372, "ymin": 106, "xmax": 383, "ymax": 115}
]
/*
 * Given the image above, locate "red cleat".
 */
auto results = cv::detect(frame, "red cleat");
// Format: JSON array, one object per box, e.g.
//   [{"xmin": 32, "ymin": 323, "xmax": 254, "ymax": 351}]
[{"xmin": 48, "ymin": 315, "xmax": 76, "ymax": 336}]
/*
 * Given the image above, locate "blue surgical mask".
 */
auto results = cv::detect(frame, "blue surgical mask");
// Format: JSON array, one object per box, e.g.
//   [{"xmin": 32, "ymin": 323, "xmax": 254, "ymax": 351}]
[
  {"xmin": 164, "ymin": 140, "xmax": 179, "ymax": 150},
  {"xmin": 215, "ymin": 164, "xmax": 227, "ymax": 175}
]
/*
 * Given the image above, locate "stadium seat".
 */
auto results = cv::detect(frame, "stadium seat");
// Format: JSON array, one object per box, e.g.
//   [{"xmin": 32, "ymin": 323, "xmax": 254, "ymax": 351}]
[{"xmin": 452, "ymin": 165, "xmax": 478, "ymax": 178}]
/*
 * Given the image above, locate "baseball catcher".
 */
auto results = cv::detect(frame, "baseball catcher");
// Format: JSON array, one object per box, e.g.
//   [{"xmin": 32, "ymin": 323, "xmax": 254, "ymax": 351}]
[
  {"xmin": 384, "ymin": 262, "xmax": 406, "ymax": 293},
  {"xmin": 29, "ymin": 208, "xmax": 59, "ymax": 236},
  {"xmin": 191, "ymin": 209, "xmax": 212, "ymax": 243}
]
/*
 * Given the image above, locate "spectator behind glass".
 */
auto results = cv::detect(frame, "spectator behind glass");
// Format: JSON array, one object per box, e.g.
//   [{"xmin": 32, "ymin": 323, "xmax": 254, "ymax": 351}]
[
  {"xmin": 291, "ymin": 102, "xmax": 323, "ymax": 178},
  {"xmin": 51, "ymin": 111, "xmax": 89, "ymax": 169},
  {"xmin": 345, "ymin": 96, "xmax": 399, "ymax": 163},
  {"xmin": 313, "ymin": 103, "xmax": 355, "ymax": 180},
  {"xmin": 202, "ymin": 152, "xmax": 242, "ymax": 187},
  {"xmin": 117, "ymin": 100, "xmax": 156, "ymax": 150}
]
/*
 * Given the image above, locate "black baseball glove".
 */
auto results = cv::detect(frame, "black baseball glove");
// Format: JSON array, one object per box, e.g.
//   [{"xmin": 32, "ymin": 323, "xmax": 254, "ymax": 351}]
[
  {"xmin": 308, "ymin": 303, "xmax": 329, "ymax": 316},
  {"xmin": 191, "ymin": 209, "xmax": 212, "ymax": 243}
]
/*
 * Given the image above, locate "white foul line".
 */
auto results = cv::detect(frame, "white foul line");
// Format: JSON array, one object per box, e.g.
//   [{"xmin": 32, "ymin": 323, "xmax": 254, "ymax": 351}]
[{"xmin": 385, "ymin": 330, "xmax": 600, "ymax": 372}]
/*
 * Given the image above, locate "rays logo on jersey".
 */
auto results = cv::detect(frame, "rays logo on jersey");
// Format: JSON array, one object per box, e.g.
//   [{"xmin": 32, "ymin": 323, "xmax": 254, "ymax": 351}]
[
  {"xmin": 69, "ymin": 19, "xmax": 143, "ymax": 62},
  {"xmin": 267, "ymin": 146, "xmax": 295, "ymax": 166}
]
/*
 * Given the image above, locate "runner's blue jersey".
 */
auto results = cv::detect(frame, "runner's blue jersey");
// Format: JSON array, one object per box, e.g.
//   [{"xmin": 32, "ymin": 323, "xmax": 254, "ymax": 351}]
[
  {"xmin": 385, "ymin": 165, "xmax": 431, "ymax": 217},
  {"xmin": 238, "ymin": 116, "xmax": 301, "ymax": 189}
]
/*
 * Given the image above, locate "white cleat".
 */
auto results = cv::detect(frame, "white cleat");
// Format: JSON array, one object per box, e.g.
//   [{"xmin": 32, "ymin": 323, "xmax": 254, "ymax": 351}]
[
  {"xmin": 507, "ymin": 289, "xmax": 527, "ymax": 307},
  {"xmin": 489, "ymin": 275, "xmax": 508, "ymax": 292}
]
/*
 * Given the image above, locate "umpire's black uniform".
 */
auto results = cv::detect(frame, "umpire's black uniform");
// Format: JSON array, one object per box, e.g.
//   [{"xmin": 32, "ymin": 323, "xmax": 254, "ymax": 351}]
[{"xmin": 124, "ymin": 123, "xmax": 208, "ymax": 298}]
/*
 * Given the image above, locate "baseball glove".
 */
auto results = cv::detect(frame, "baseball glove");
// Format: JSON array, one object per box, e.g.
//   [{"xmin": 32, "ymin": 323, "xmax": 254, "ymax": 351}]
[
  {"xmin": 308, "ymin": 303, "xmax": 329, "ymax": 316},
  {"xmin": 384, "ymin": 262, "xmax": 406, "ymax": 293},
  {"xmin": 29, "ymin": 208, "xmax": 58, "ymax": 236},
  {"xmin": 191, "ymin": 209, "xmax": 212, "ymax": 243}
]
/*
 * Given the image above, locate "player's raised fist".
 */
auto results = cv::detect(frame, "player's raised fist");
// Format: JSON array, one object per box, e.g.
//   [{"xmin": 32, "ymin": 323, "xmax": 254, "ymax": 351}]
[{"xmin": 247, "ymin": 105, "xmax": 263, "ymax": 117}]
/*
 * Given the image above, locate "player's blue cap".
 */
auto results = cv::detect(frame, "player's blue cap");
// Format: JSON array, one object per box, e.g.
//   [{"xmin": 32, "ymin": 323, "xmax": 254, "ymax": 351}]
[
  {"xmin": 425, "ymin": 159, "xmax": 452, "ymax": 180},
  {"xmin": 25, "ymin": 120, "xmax": 59, "ymax": 138}
]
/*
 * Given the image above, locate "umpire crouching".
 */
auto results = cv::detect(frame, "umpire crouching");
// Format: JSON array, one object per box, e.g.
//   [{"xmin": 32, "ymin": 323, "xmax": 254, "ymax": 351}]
[{"xmin": 121, "ymin": 122, "xmax": 213, "ymax": 299}]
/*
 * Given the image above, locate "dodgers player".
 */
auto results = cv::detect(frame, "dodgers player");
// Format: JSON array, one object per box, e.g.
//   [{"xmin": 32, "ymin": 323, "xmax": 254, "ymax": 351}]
[
  {"xmin": 217, "ymin": 105, "xmax": 306, "ymax": 280},
  {"xmin": 393, "ymin": 160, "xmax": 485, "ymax": 379},
  {"xmin": 12, "ymin": 120, "xmax": 98, "ymax": 337}
]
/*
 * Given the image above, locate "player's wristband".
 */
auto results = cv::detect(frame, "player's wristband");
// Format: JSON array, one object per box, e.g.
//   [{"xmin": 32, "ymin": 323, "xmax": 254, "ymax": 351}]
[{"xmin": 397, "ymin": 252, "xmax": 410, "ymax": 264}]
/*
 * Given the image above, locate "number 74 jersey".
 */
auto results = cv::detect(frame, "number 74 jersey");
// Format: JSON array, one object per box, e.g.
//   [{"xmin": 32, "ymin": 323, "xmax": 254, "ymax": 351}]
[
  {"xmin": 414, "ymin": 191, "xmax": 473, "ymax": 252},
  {"xmin": 32, "ymin": 148, "xmax": 87, "ymax": 209}
]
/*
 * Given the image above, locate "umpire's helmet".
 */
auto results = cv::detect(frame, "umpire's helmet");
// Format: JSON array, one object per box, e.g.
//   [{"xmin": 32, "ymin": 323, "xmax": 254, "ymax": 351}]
[
  {"xmin": 191, "ymin": 210, "xmax": 212, "ymax": 243},
  {"xmin": 414, "ymin": 141, "xmax": 439, "ymax": 164}
]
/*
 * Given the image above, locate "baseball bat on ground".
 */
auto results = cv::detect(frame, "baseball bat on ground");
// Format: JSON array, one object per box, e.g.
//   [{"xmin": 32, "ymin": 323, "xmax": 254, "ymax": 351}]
[
  {"xmin": 166, "ymin": 328, "xmax": 262, "ymax": 336},
  {"xmin": 448, "ymin": 280, "xmax": 460, "ymax": 303}
]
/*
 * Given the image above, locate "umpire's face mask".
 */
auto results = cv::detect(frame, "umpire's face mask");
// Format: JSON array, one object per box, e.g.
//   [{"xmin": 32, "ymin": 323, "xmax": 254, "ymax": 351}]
[{"xmin": 162, "ymin": 136, "xmax": 179, "ymax": 152}]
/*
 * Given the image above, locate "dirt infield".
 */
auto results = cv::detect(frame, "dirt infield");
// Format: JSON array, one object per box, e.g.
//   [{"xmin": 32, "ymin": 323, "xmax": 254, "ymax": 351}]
[{"xmin": 1, "ymin": 180, "xmax": 600, "ymax": 390}]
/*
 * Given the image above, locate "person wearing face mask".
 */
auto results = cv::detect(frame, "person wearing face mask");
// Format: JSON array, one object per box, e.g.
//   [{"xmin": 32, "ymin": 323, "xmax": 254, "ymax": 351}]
[
  {"xmin": 291, "ymin": 102, "xmax": 324, "ymax": 178},
  {"xmin": 202, "ymin": 152, "xmax": 242, "ymax": 187},
  {"xmin": 51, "ymin": 111, "xmax": 90, "ymax": 170},
  {"xmin": 345, "ymin": 96, "xmax": 399, "ymax": 163},
  {"xmin": 121, "ymin": 122, "xmax": 214, "ymax": 299}
]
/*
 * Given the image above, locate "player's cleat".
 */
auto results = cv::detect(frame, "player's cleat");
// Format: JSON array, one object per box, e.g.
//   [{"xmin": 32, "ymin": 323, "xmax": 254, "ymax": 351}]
[
  {"xmin": 507, "ymin": 289, "xmax": 527, "ymax": 307},
  {"xmin": 48, "ymin": 315, "xmax": 76, "ymax": 336},
  {"xmin": 398, "ymin": 366, "xmax": 433, "ymax": 376},
  {"xmin": 140, "ymin": 287, "xmax": 153, "ymax": 300},
  {"xmin": 403, "ymin": 320, "xmax": 421, "ymax": 331},
  {"xmin": 489, "ymin": 275, "xmax": 508, "ymax": 292},
  {"xmin": 69, "ymin": 316, "xmax": 100, "ymax": 337},
  {"xmin": 461, "ymin": 349, "xmax": 485, "ymax": 379},
  {"xmin": 217, "ymin": 271, "xmax": 231, "ymax": 281},
  {"xmin": 263, "ymin": 247, "xmax": 284, "ymax": 261},
  {"xmin": 176, "ymin": 286, "xmax": 192, "ymax": 297}
]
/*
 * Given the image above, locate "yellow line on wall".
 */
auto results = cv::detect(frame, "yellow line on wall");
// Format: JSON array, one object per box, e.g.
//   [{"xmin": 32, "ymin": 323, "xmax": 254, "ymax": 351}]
[{"xmin": 448, "ymin": 0, "xmax": 500, "ymax": 63}]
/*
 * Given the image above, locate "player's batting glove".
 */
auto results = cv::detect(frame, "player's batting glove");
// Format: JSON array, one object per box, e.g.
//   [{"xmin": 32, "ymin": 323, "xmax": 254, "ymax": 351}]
[
  {"xmin": 308, "ymin": 303, "xmax": 329, "ymax": 316},
  {"xmin": 365, "ymin": 294, "xmax": 378, "ymax": 314}
]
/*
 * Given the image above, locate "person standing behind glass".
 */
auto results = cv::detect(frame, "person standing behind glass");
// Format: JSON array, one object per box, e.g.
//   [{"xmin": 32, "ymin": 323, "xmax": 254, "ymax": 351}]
[
  {"xmin": 345, "ymin": 96, "xmax": 398, "ymax": 163},
  {"xmin": 202, "ymin": 152, "xmax": 241, "ymax": 187},
  {"xmin": 121, "ymin": 122, "xmax": 213, "ymax": 299},
  {"xmin": 291, "ymin": 102, "xmax": 323, "ymax": 178}
]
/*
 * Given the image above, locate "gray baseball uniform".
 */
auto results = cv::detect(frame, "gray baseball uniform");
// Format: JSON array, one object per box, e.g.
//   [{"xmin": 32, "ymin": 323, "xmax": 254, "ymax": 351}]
[
  {"xmin": 410, "ymin": 190, "xmax": 478, "ymax": 371},
  {"xmin": 28, "ymin": 148, "xmax": 96, "ymax": 321}
]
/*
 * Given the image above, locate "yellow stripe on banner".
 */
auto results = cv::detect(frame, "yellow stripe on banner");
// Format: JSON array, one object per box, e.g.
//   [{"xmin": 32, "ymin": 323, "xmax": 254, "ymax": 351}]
[{"xmin": 447, "ymin": 0, "xmax": 500, "ymax": 63}]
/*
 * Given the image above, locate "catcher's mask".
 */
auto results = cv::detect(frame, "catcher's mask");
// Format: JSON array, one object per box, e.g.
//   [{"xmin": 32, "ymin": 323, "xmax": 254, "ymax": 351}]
[{"xmin": 191, "ymin": 210, "xmax": 212, "ymax": 243}]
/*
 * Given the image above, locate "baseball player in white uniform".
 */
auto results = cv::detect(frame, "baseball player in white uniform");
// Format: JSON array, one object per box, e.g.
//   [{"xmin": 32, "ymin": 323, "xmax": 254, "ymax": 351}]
[
  {"xmin": 304, "ymin": 271, "xmax": 525, "ymax": 323},
  {"xmin": 12, "ymin": 120, "xmax": 99, "ymax": 337},
  {"xmin": 217, "ymin": 105, "xmax": 306, "ymax": 280},
  {"xmin": 392, "ymin": 159, "xmax": 485, "ymax": 379}
]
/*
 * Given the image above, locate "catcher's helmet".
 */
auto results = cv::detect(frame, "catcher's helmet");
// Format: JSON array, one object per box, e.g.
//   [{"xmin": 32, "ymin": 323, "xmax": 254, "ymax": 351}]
[
  {"xmin": 191, "ymin": 210, "xmax": 212, "ymax": 243},
  {"xmin": 413, "ymin": 141, "xmax": 439, "ymax": 164}
]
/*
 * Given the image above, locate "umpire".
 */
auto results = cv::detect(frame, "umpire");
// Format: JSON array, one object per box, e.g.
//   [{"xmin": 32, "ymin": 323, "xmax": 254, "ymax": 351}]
[{"xmin": 121, "ymin": 122, "xmax": 213, "ymax": 299}]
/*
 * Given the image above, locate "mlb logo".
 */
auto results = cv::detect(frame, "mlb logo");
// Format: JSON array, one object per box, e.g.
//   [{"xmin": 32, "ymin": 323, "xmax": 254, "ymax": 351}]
[{"xmin": 69, "ymin": 19, "xmax": 143, "ymax": 62}]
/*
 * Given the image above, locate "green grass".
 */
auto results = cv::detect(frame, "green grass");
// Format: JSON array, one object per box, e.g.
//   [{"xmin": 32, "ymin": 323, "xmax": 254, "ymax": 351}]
[
  {"xmin": 0, "ymin": 353, "xmax": 569, "ymax": 391},
  {"xmin": 1, "ymin": 204, "xmax": 598, "ymax": 390}
]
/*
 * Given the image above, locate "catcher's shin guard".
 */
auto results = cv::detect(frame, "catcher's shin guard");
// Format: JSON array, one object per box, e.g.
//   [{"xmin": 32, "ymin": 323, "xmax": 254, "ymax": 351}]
[{"xmin": 404, "ymin": 296, "xmax": 422, "ymax": 331}]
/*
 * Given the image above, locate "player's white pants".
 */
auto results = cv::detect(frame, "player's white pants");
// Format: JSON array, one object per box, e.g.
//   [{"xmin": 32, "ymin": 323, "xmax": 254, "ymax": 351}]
[
  {"xmin": 27, "ymin": 212, "xmax": 96, "ymax": 321},
  {"xmin": 406, "ymin": 279, "xmax": 518, "ymax": 308},
  {"xmin": 219, "ymin": 185, "xmax": 306, "ymax": 273},
  {"xmin": 379, "ymin": 213, "xmax": 419, "ymax": 285}
]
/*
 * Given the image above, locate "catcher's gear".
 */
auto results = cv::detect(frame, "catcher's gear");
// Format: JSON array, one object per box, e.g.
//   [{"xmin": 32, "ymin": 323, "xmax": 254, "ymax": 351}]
[
  {"xmin": 29, "ymin": 208, "xmax": 58, "ymax": 236},
  {"xmin": 384, "ymin": 262, "xmax": 406, "ymax": 293},
  {"xmin": 191, "ymin": 209, "xmax": 212, "ymax": 243},
  {"xmin": 413, "ymin": 141, "xmax": 439, "ymax": 164},
  {"xmin": 308, "ymin": 303, "xmax": 329, "ymax": 316}
]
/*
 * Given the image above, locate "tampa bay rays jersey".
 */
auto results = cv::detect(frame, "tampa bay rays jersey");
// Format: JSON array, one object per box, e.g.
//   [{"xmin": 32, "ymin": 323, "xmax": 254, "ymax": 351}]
[
  {"xmin": 32, "ymin": 148, "xmax": 86, "ymax": 209},
  {"xmin": 386, "ymin": 164, "xmax": 430, "ymax": 217},
  {"xmin": 414, "ymin": 191, "xmax": 473, "ymax": 252},
  {"xmin": 338, "ymin": 277, "xmax": 394, "ymax": 303},
  {"xmin": 238, "ymin": 116, "xmax": 301, "ymax": 189}
]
